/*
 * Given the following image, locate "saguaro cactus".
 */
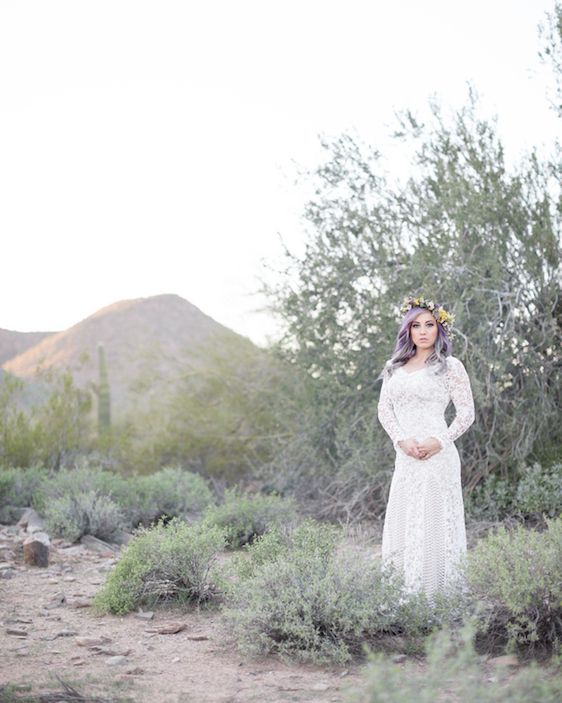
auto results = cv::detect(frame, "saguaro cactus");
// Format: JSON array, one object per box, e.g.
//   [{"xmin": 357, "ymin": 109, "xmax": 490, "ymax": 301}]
[{"xmin": 97, "ymin": 342, "xmax": 111, "ymax": 435}]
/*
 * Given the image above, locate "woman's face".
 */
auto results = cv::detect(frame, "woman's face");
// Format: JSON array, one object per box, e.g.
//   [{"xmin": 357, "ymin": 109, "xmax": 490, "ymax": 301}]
[{"xmin": 410, "ymin": 311, "xmax": 438, "ymax": 349}]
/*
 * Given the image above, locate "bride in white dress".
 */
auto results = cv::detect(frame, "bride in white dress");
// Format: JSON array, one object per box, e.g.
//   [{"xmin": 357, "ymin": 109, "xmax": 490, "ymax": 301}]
[{"xmin": 377, "ymin": 295, "xmax": 475, "ymax": 598}]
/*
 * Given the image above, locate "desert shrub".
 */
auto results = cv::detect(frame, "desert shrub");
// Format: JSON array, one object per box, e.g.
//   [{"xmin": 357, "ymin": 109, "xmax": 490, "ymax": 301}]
[
  {"xmin": 30, "ymin": 464, "xmax": 215, "ymax": 532},
  {"xmin": 123, "ymin": 466, "xmax": 215, "ymax": 527},
  {"xmin": 465, "ymin": 516, "xmax": 562, "ymax": 657},
  {"xmin": 27, "ymin": 465, "xmax": 127, "ymax": 541},
  {"xmin": 0, "ymin": 469, "xmax": 15, "ymax": 508},
  {"xmin": 93, "ymin": 518, "xmax": 226, "ymax": 615},
  {"xmin": 30, "ymin": 465, "xmax": 129, "ymax": 514},
  {"xmin": 202, "ymin": 488, "xmax": 298, "ymax": 548},
  {"xmin": 514, "ymin": 462, "xmax": 562, "ymax": 519},
  {"xmin": 465, "ymin": 474, "xmax": 516, "ymax": 521},
  {"xmin": 44, "ymin": 490, "xmax": 125, "ymax": 542},
  {"xmin": 0, "ymin": 465, "xmax": 49, "ymax": 509},
  {"xmin": 222, "ymin": 520, "xmax": 463, "ymax": 664},
  {"xmin": 465, "ymin": 462, "xmax": 562, "ymax": 523},
  {"xmin": 345, "ymin": 619, "xmax": 562, "ymax": 703}
]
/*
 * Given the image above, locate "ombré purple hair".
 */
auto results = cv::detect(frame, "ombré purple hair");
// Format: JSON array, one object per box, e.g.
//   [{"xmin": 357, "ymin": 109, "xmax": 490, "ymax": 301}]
[{"xmin": 377, "ymin": 306, "xmax": 452, "ymax": 381}]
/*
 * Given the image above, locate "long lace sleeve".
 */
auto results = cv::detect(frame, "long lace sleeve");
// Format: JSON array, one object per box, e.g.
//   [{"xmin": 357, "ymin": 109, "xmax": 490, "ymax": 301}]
[
  {"xmin": 432, "ymin": 357, "xmax": 475, "ymax": 451},
  {"xmin": 377, "ymin": 367, "xmax": 408, "ymax": 451}
]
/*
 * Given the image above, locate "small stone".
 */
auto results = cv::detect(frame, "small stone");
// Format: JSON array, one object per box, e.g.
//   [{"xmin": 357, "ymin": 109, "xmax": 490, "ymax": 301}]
[
  {"xmin": 145, "ymin": 622, "xmax": 186, "ymax": 635},
  {"xmin": 311, "ymin": 683, "xmax": 330, "ymax": 692},
  {"xmin": 488, "ymin": 654, "xmax": 519, "ymax": 668},
  {"xmin": 63, "ymin": 576, "xmax": 76, "ymax": 582},
  {"xmin": 172, "ymin": 657, "xmax": 180, "ymax": 663},
  {"xmin": 125, "ymin": 667, "xmax": 144, "ymax": 675},
  {"xmin": 69, "ymin": 598, "xmax": 91, "ymax": 609},
  {"xmin": 23, "ymin": 532, "xmax": 50, "ymax": 567},
  {"xmin": 80, "ymin": 535, "xmax": 119, "ymax": 554},
  {"xmin": 92, "ymin": 646, "xmax": 131, "ymax": 657},
  {"xmin": 106, "ymin": 655, "xmax": 128, "ymax": 666},
  {"xmin": 76, "ymin": 636, "xmax": 112, "ymax": 647},
  {"xmin": 1, "ymin": 568, "xmax": 14, "ymax": 579},
  {"xmin": 134, "ymin": 610, "xmax": 154, "ymax": 621},
  {"xmin": 392, "ymin": 654, "xmax": 407, "ymax": 664},
  {"xmin": 17, "ymin": 508, "xmax": 45, "ymax": 533},
  {"xmin": 45, "ymin": 591, "xmax": 66, "ymax": 609},
  {"xmin": 6, "ymin": 628, "xmax": 28, "ymax": 637},
  {"xmin": 111, "ymin": 529, "xmax": 133, "ymax": 546}
]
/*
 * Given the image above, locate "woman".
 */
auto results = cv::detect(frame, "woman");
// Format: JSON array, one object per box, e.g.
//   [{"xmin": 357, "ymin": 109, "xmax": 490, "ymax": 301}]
[{"xmin": 377, "ymin": 294, "xmax": 475, "ymax": 598}]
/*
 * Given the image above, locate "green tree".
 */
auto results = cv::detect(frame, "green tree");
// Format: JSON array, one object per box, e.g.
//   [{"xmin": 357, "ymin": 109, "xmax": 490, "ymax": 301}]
[
  {"xmin": 115, "ymin": 332, "xmax": 291, "ymax": 482},
  {"xmin": 539, "ymin": 1, "xmax": 562, "ymax": 116},
  {"xmin": 32, "ymin": 367, "xmax": 93, "ymax": 471},
  {"xmin": 259, "ymin": 90, "xmax": 561, "ymax": 520},
  {"xmin": 0, "ymin": 373, "xmax": 38, "ymax": 467}
]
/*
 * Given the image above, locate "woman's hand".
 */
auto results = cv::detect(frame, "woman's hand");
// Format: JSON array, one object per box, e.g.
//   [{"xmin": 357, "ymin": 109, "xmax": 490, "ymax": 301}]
[
  {"xmin": 416, "ymin": 437, "xmax": 443, "ymax": 460},
  {"xmin": 397, "ymin": 438, "xmax": 424, "ymax": 459}
]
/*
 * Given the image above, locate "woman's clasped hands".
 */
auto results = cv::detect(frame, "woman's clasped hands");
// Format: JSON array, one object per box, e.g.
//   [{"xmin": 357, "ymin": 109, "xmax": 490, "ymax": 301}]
[{"xmin": 398, "ymin": 437, "xmax": 442, "ymax": 460}]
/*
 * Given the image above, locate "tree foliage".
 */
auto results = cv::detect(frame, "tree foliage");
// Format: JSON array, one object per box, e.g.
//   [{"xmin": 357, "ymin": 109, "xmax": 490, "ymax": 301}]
[
  {"xmin": 0, "ymin": 367, "xmax": 93, "ymax": 471},
  {"xmin": 259, "ymin": 89, "xmax": 561, "ymax": 520}
]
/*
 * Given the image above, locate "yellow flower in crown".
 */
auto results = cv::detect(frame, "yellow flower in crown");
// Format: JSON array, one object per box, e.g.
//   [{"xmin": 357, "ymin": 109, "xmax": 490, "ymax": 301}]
[{"xmin": 399, "ymin": 294, "xmax": 456, "ymax": 338}]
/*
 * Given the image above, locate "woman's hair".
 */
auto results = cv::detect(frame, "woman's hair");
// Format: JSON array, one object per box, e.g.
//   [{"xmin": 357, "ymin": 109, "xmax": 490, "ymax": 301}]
[{"xmin": 376, "ymin": 306, "xmax": 452, "ymax": 381}]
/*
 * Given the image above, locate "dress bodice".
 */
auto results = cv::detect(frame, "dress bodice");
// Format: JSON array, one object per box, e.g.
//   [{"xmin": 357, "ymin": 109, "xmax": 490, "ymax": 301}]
[{"xmin": 377, "ymin": 356, "xmax": 475, "ymax": 452}]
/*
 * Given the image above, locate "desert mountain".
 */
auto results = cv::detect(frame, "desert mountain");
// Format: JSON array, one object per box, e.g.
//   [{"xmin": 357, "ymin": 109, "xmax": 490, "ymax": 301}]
[
  {"xmin": 2, "ymin": 294, "xmax": 258, "ymax": 419},
  {"xmin": 0, "ymin": 329, "xmax": 56, "ymax": 365}
]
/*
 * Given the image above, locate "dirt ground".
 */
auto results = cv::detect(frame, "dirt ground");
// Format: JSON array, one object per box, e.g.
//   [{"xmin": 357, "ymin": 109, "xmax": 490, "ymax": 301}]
[{"xmin": 0, "ymin": 523, "xmax": 397, "ymax": 703}]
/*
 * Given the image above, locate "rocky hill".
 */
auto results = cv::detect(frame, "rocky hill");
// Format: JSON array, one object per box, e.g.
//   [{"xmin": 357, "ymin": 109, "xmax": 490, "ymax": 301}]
[
  {"xmin": 0, "ymin": 329, "xmax": 55, "ymax": 366},
  {"xmin": 1, "ymin": 294, "xmax": 258, "ymax": 419}
]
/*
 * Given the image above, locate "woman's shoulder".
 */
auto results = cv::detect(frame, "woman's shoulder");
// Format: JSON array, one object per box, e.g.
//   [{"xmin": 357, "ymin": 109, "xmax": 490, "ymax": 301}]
[
  {"xmin": 445, "ymin": 354, "xmax": 462, "ymax": 365},
  {"xmin": 381, "ymin": 359, "xmax": 397, "ymax": 380},
  {"xmin": 445, "ymin": 355, "xmax": 469, "ymax": 374}
]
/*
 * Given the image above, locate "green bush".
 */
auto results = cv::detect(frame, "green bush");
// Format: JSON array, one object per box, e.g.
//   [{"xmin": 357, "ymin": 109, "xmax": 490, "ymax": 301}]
[
  {"xmin": 465, "ymin": 462, "xmax": 562, "ymax": 523},
  {"xmin": 202, "ymin": 488, "xmax": 298, "ymax": 548},
  {"xmin": 27, "ymin": 465, "xmax": 127, "ymax": 540},
  {"xmin": 465, "ymin": 474, "xmax": 516, "ymax": 521},
  {"xmin": 345, "ymin": 619, "xmax": 562, "ymax": 703},
  {"xmin": 0, "ymin": 465, "xmax": 49, "ymax": 509},
  {"xmin": 30, "ymin": 465, "xmax": 128, "ymax": 515},
  {"xmin": 93, "ymin": 518, "xmax": 226, "ymax": 615},
  {"xmin": 30, "ymin": 464, "xmax": 215, "ymax": 533},
  {"xmin": 124, "ymin": 466, "xmax": 215, "ymax": 528},
  {"xmin": 0, "ymin": 469, "xmax": 14, "ymax": 508},
  {"xmin": 226, "ymin": 517, "xmax": 339, "ymax": 582},
  {"xmin": 515, "ymin": 462, "xmax": 562, "ymax": 519},
  {"xmin": 222, "ymin": 520, "xmax": 462, "ymax": 664},
  {"xmin": 44, "ymin": 490, "xmax": 125, "ymax": 542},
  {"xmin": 465, "ymin": 516, "xmax": 562, "ymax": 656}
]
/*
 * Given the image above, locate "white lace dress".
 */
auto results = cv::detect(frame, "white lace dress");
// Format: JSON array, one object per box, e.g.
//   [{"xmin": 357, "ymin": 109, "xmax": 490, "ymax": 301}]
[{"xmin": 377, "ymin": 356, "xmax": 475, "ymax": 598}]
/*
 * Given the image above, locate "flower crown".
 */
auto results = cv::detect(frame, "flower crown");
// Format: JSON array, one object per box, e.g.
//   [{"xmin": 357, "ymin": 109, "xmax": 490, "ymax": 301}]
[{"xmin": 400, "ymin": 294, "xmax": 455, "ymax": 338}]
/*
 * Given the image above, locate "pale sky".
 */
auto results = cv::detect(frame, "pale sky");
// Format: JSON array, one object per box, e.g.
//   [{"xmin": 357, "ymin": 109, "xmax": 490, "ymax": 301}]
[{"xmin": 0, "ymin": 0, "xmax": 559, "ymax": 348}]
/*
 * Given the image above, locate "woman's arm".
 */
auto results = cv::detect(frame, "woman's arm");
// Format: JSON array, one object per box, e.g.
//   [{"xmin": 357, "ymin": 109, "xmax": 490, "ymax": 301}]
[
  {"xmin": 432, "ymin": 357, "xmax": 475, "ymax": 451},
  {"xmin": 377, "ymin": 367, "xmax": 408, "ymax": 451}
]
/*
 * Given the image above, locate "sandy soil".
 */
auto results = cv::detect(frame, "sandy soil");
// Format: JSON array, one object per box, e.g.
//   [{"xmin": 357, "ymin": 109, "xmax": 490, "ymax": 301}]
[{"xmin": 0, "ymin": 523, "xmax": 382, "ymax": 703}]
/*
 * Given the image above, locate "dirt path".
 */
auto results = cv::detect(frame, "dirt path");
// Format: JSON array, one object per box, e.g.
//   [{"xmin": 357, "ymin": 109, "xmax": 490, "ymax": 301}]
[{"xmin": 0, "ymin": 524, "xmax": 376, "ymax": 703}]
